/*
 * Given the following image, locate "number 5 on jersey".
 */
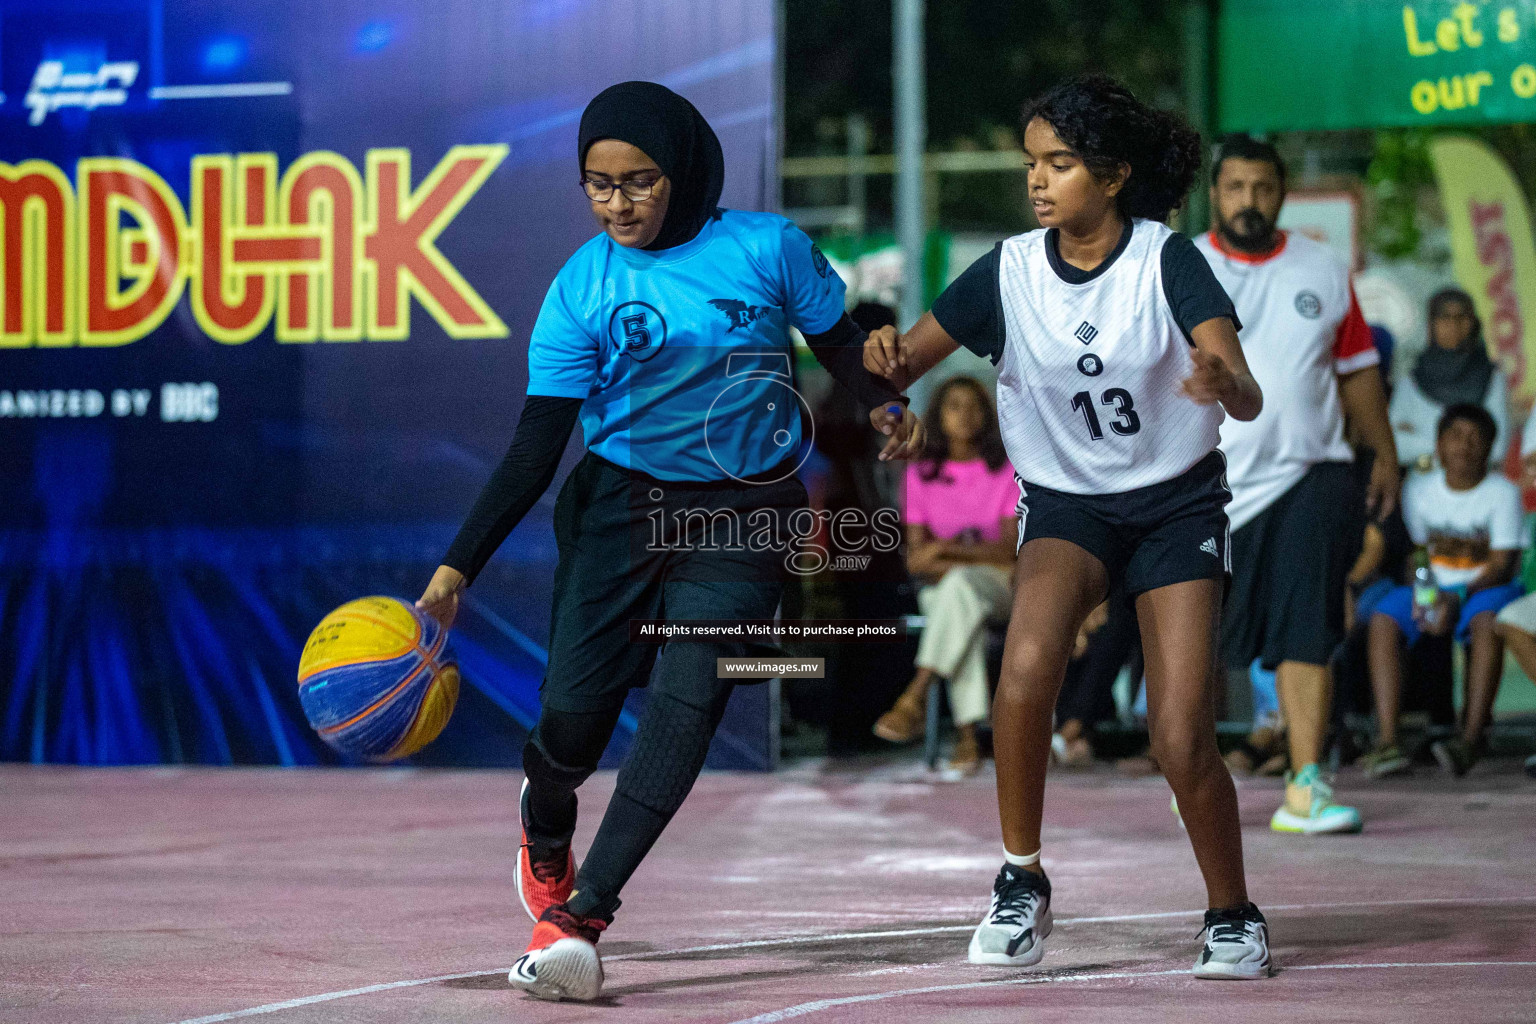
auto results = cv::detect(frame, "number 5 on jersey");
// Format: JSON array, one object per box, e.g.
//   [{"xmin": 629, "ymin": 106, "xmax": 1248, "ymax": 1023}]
[{"xmin": 1071, "ymin": 388, "xmax": 1141, "ymax": 440}]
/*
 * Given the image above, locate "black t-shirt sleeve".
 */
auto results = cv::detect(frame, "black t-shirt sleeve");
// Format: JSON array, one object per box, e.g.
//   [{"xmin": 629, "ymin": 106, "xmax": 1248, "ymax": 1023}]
[
  {"xmin": 1161, "ymin": 233, "xmax": 1241, "ymax": 341},
  {"xmin": 931, "ymin": 243, "xmax": 1005, "ymax": 364}
]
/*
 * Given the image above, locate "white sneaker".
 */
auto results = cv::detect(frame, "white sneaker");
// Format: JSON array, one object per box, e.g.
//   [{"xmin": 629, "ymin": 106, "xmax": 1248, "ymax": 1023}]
[
  {"xmin": 1193, "ymin": 903, "xmax": 1272, "ymax": 979},
  {"xmin": 509, "ymin": 907, "xmax": 606, "ymax": 1001},
  {"xmin": 967, "ymin": 864, "xmax": 1053, "ymax": 966}
]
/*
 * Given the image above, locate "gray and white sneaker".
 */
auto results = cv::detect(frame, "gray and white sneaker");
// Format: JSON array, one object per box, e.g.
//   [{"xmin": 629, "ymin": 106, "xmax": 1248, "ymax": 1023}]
[
  {"xmin": 967, "ymin": 864, "xmax": 1053, "ymax": 966},
  {"xmin": 1193, "ymin": 903, "xmax": 1271, "ymax": 979}
]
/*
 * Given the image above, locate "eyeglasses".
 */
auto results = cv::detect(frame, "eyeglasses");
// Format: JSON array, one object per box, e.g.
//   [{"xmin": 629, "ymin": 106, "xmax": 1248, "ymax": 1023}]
[{"xmin": 581, "ymin": 177, "xmax": 659, "ymax": 202}]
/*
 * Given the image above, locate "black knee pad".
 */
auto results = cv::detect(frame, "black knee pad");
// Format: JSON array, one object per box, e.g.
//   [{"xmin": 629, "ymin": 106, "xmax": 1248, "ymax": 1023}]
[
  {"xmin": 613, "ymin": 691, "xmax": 716, "ymax": 817},
  {"xmin": 525, "ymin": 706, "xmax": 618, "ymax": 784}
]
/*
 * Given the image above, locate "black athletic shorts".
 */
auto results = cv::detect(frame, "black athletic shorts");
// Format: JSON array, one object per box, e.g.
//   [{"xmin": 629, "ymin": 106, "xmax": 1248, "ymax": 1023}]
[
  {"xmin": 540, "ymin": 451, "xmax": 806, "ymax": 713},
  {"xmin": 1015, "ymin": 449, "xmax": 1232, "ymax": 598},
  {"xmin": 1220, "ymin": 460, "xmax": 1360, "ymax": 669}
]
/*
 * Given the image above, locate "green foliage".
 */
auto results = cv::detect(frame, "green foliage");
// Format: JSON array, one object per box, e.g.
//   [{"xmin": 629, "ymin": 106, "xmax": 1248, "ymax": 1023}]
[{"xmin": 1365, "ymin": 129, "xmax": 1433, "ymax": 260}]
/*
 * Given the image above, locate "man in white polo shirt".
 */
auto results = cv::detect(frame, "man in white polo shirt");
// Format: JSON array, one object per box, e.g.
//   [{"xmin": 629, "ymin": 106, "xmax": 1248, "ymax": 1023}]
[{"xmin": 1198, "ymin": 135, "xmax": 1400, "ymax": 835}]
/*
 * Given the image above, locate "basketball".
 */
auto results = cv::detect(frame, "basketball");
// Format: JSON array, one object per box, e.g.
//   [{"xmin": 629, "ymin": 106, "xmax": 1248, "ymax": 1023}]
[{"xmin": 296, "ymin": 596, "xmax": 460, "ymax": 762}]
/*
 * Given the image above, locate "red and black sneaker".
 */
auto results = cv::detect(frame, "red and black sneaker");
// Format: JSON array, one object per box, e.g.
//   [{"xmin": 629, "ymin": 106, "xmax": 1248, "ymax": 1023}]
[
  {"xmin": 517, "ymin": 778, "xmax": 575, "ymax": 922},
  {"xmin": 508, "ymin": 904, "xmax": 609, "ymax": 1002}
]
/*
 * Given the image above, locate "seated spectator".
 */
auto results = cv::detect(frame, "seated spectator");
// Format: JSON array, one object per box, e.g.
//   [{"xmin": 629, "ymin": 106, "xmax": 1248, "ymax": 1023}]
[
  {"xmin": 1364, "ymin": 404, "xmax": 1525, "ymax": 777},
  {"xmin": 1390, "ymin": 288, "xmax": 1511, "ymax": 471},
  {"xmin": 1053, "ymin": 596, "xmax": 1139, "ymax": 767},
  {"xmin": 1491, "ymin": 403, "xmax": 1536, "ymax": 779},
  {"xmin": 1224, "ymin": 660, "xmax": 1287, "ymax": 776},
  {"xmin": 796, "ymin": 300, "xmax": 923, "ymax": 753},
  {"xmin": 1345, "ymin": 336, "xmax": 1411, "ymax": 633},
  {"xmin": 1491, "ymin": 598, "xmax": 1536, "ymax": 779},
  {"xmin": 872, "ymin": 377, "xmax": 1017, "ymax": 775},
  {"xmin": 1330, "ymin": 498, "xmax": 1450, "ymax": 742}
]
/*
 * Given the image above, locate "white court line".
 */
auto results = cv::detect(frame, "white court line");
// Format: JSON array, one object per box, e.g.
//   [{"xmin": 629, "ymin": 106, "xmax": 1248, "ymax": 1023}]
[
  {"xmin": 165, "ymin": 895, "xmax": 1536, "ymax": 1024},
  {"xmin": 149, "ymin": 83, "xmax": 293, "ymax": 100},
  {"xmin": 727, "ymin": 961, "xmax": 1536, "ymax": 1024},
  {"xmin": 616, "ymin": 894, "xmax": 1536, "ymax": 959},
  {"xmin": 170, "ymin": 971, "xmax": 510, "ymax": 1024}
]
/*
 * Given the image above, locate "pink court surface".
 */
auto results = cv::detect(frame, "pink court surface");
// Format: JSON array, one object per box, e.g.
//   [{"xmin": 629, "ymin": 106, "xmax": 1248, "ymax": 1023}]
[{"xmin": 4, "ymin": 760, "xmax": 1535, "ymax": 1024}]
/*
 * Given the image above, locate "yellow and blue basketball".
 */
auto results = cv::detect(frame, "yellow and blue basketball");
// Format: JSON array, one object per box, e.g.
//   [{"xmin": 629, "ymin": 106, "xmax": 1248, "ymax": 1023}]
[{"xmin": 297, "ymin": 596, "xmax": 459, "ymax": 762}]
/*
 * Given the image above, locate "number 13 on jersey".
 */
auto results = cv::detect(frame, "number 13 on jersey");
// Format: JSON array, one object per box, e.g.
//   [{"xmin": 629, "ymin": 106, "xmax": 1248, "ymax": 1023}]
[{"xmin": 1071, "ymin": 389, "xmax": 1141, "ymax": 440}]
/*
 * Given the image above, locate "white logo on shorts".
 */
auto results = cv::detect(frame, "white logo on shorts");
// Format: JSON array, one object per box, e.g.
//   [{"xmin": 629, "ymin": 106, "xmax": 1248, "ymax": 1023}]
[{"xmin": 1200, "ymin": 537, "xmax": 1219, "ymax": 557}]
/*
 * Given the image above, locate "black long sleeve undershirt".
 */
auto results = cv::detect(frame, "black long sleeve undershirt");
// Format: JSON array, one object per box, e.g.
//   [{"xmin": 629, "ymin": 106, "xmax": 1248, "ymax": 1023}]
[
  {"xmin": 441, "ymin": 395, "xmax": 582, "ymax": 586},
  {"xmin": 803, "ymin": 313, "xmax": 907, "ymax": 411}
]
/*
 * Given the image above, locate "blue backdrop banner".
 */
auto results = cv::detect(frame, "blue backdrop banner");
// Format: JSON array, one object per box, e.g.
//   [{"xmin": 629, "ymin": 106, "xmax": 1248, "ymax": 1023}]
[{"xmin": 0, "ymin": 0, "xmax": 779, "ymax": 768}]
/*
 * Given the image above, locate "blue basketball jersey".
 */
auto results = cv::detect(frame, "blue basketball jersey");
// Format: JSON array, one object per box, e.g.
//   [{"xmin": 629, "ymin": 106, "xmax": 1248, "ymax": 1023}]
[{"xmin": 526, "ymin": 210, "xmax": 846, "ymax": 482}]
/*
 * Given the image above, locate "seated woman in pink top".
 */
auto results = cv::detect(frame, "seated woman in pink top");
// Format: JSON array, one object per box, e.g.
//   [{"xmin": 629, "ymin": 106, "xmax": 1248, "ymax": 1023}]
[{"xmin": 873, "ymin": 376, "xmax": 1019, "ymax": 774}]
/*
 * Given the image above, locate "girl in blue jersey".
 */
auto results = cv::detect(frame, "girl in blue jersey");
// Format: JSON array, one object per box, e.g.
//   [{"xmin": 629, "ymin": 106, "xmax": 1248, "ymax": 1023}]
[{"xmin": 415, "ymin": 82, "xmax": 921, "ymax": 1002}]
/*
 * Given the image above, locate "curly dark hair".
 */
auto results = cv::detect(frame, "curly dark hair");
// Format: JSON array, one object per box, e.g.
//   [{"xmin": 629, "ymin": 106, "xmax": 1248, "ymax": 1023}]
[
  {"xmin": 1022, "ymin": 74, "xmax": 1202, "ymax": 223},
  {"xmin": 918, "ymin": 376, "xmax": 1009, "ymax": 482}
]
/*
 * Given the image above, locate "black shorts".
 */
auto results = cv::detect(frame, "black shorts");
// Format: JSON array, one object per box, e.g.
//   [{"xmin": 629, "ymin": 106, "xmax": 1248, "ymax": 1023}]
[
  {"xmin": 541, "ymin": 452, "xmax": 806, "ymax": 713},
  {"xmin": 1220, "ymin": 460, "xmax": 1360, "ymax": 669},
  {"xmin": 1016, "ymin": 450, "xmax": 1232, "ymax": 599}
]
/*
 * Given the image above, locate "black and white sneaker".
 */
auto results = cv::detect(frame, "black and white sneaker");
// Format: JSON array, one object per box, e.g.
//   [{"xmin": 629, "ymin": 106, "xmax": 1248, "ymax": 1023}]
[
  {"xmin": 509, "ymin": 905, "xmax": 607, "ymax": 1001},
  {"xmin": 967, "ymin": 864, "xmax": 1053, "ymax": 966},
  {"xmin": 1193, "ymin": 903, "xmax": 1271, "ymax": 979}
]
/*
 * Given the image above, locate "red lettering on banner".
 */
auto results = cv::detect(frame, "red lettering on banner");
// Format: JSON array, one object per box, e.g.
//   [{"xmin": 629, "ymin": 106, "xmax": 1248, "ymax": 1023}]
[
  {"xmin": 193, "ymin": 157, "xmax": 268, "ymax": 340},
  {"xmin": 1469, "ymin": 200, "xmax": 1526, "ymax": 390},
  {"xmin": 0, "ymin": 162, "xmax": 74, "ymax": 347},
  {"xmin": 191, "ymin": 153, "xmax": 328, "ymax": 344},
  {"xmin": 364, "ymin": 146, "xmax": 508, "ymax": 340},
  {"xmin": 0, "ymin": 147, "xmax": 508, "ymax": 348},
  {"xmin": 234, "ymin": 237, "xmax": 322, "ymax": 262},
  {"xmin": 281, "ymin": 155, "xmax": 363, "ymax": 341},
  {"xmin": 80, "ymin": 159, "xmax": 187, "ymax": 346}
]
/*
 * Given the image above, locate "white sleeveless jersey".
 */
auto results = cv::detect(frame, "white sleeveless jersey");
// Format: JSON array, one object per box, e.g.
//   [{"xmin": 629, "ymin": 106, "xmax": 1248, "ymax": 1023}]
[{"xmin": 995, "ymin": 219, "xmax": 1225, "ymax": 494}]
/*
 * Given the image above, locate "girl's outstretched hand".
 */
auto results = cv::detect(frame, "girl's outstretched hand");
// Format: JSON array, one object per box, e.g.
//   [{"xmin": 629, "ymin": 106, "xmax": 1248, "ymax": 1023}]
[
  {"xmin": 863, "ymin": 325, "xmax": 907, "ymax": 381},
  {"xmin": 871, "ymin": 405, "xmax": 925, "ymax": 462},
  {"xmin": 416, "ymin": 565, "xmax": 466, "ymax": 631},
  {"xmin": 862, "ymin": 312, "xmax": 961, "ymax": 394},
  {"xmin": 1180, "ymin": 347, "xmax": 1237, "ymax": 406}
]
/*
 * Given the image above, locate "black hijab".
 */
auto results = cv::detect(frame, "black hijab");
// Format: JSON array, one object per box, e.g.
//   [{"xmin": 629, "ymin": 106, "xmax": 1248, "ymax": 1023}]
[
  {"xmin": 578, "ymin": 81, "xmax": 725, "ymax": 252},
  {"xmin": 1414, "ymin": 288, "xmax": 1494, "ymax": 407}
]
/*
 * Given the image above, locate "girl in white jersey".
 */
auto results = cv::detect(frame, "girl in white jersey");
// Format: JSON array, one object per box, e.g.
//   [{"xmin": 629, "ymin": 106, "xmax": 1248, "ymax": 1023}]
[{"xmin": 867, "ymin": 76, "xmax": 1271, "ymax": 978}]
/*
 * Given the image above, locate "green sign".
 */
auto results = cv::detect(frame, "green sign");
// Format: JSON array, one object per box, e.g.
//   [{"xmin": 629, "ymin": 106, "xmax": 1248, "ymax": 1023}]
[{"xmin": 1219, "ymin": 1, "xmax": 1536, "ymax": 131}]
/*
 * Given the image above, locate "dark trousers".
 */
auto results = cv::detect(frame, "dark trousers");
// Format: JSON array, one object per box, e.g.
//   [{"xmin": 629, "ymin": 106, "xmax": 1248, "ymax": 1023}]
[
  {"xmin": 523, "ymin": 453, "xmax": 804, "ymax": 918},
  {"xmin": 1059, "ymin": 590, "xmax": 1141, "ymax": 727}
]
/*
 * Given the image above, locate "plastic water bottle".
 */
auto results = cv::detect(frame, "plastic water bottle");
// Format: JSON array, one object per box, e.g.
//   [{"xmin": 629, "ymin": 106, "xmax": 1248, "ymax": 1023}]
[{"xmin": 1412, "ymin": 547, "xmax": 1440, "ymax": 627}]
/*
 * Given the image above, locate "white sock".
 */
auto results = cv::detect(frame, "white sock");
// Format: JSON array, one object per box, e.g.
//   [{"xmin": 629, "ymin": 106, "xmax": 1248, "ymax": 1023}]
[{"xmin": 1003, "ymin": 848, "xmax": 1040, "ymax": 867}]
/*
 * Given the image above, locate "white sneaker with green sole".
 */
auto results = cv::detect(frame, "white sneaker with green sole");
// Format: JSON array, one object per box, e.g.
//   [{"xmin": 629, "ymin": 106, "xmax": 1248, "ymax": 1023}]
[{"xmin": 1270, "ymin": 764, "xmax": 1362, "ymax": 834}]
